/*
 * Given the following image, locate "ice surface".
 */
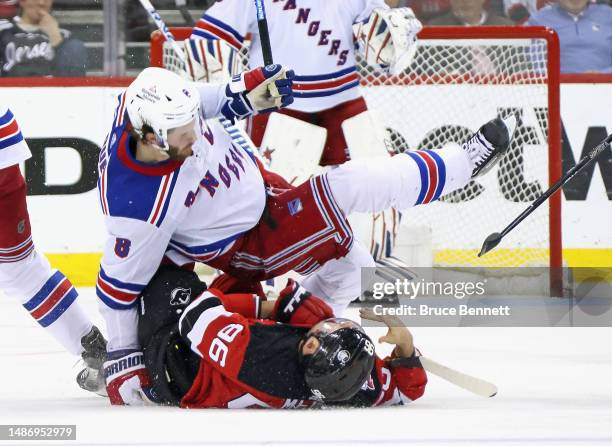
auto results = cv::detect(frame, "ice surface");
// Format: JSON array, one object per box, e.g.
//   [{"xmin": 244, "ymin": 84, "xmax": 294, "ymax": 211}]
[{"xmin": 1, "ymin": 288, "xmax": 611, "ymax": 446}]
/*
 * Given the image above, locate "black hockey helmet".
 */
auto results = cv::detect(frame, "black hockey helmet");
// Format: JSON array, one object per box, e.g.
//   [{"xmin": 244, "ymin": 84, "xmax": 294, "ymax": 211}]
[{"xmin": 298, "ymin": 318, "xmax": 375, "ymax": 402}]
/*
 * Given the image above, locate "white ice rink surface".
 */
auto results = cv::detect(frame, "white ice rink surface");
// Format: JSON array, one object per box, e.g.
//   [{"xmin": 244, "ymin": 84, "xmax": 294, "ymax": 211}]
[{"xmin": 1, "ymin": 288, "xmax": 612, "ymax": 446}]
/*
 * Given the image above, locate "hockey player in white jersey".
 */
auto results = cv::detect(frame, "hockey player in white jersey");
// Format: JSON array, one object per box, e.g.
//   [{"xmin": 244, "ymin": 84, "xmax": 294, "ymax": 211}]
[
  {"xmin": 97, "ymin": 66, "xmax": 516, "ymax": 405},
  {"xmin": 0, "ymin": 106, "xmax": 107, "ymax": 394},
  {"xmin": 186, "ymin": 0, "xmax": 423, "ymax": 261}
]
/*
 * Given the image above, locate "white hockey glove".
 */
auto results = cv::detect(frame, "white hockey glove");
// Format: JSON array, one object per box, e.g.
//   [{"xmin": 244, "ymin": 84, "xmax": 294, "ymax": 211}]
[
  {"xmin": 356, "ymin": 7, "xmax": 423, "ymax": 75},
  {"xmin": 182, "ymin": 37, "xmax": 241, "ymax": 83},
  {"xmin": 221, "ymin": 64, "xmax": 295, "ymax": 123},
  {"xmin": 103, "ymin": 349, "xmax": 157, "ymax": 406}
]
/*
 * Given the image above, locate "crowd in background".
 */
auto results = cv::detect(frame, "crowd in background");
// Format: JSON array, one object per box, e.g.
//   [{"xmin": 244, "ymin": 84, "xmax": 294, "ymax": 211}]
[{"xmin": 0, "ymin": 0, "xmax": 610, "ymax": 76}]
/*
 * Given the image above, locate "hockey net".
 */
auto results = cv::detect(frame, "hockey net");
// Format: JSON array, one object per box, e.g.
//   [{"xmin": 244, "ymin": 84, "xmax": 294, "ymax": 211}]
[{"xmin": 151, "ymin": 27, "xmax": 562, "ymax": 277}]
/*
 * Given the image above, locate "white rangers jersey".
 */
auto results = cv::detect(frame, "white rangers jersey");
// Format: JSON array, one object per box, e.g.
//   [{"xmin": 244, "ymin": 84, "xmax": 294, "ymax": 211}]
[
  {"xmin": 192, "ymin": 0, "xmax": 388, "ymax": 112},
  {"xmin": 0, "ymin": 106, "xmax": 31, "ymax": 169},
  {"xmin": 96, "ymin": 86, "xmax": 266, "ymax": 351}
]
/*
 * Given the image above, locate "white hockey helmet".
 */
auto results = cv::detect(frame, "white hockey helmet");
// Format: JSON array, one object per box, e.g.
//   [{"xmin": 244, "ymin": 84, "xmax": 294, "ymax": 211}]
[{"xmin": 125, "ymin": 67, "xmax": 200, "ymax": 150}]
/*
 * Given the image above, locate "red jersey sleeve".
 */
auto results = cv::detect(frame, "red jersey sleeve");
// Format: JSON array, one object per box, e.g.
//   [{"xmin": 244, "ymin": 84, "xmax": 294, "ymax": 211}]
[
  {"xmin": 178, "ymin": 290, "xmax": 253, "ymax": 378},
  {"xmin": 372, "ymin": 350, "xmax": 427, "ymax": 406}
]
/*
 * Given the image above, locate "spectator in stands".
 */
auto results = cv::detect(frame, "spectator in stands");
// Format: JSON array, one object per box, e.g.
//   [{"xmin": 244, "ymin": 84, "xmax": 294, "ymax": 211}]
[
  {"xmin": 427, "ymin": 0, "xmax": 513, "ymax": 24},
  {"xmin": 526, "ymin": 0, "xmax": 612, "ymax": 73},
  {"xmin": 0, "ymin": 0, "xmax": 86, "ymax": 76},
  {"xmin": 387, "ymin": 0, "xmax": 451, "ymax": 22},
  {"xmin": 505, "ymin": 0, "xmax": 550, "ymax": 23}
]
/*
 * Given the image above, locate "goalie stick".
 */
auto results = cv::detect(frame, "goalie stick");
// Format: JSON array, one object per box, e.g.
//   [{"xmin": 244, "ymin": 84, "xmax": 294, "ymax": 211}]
[
  {"xmin": 139, "ymin": 0, "xmax": 187, "ymax": 65},
  {"xmin": 253, "ymin": 0, "xmax": 274, "ymax": 66},
  {"xmin": 420, "ymin": 356, "xmax": 498, "ymax": 398},
  {"xmin": 175, "ymin": 0, "xmax": 195, "ymax": 27},
  {"xmin": 139, "ymin": 0, "xmax": 265, "ymax": 165},
  {"xmin": 479, "ymin": 132, "xmax": 612, "ymax": 257}
]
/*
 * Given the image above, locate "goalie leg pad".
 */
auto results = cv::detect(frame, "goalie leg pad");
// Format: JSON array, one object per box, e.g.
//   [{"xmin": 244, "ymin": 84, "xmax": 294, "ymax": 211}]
[
  {"xmin": 341, "ymin": 110, "xmax": 390, "ymax": 160},
  {"xmin": 259, "ymin": 112, "xmax": 326, "ymax": 186}
]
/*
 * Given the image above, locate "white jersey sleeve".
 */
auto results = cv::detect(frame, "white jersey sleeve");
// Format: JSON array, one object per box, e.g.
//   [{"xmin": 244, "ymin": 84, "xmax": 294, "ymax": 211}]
[
  {"xmin": 97, "ymin": 218, "xmax": 174, "ymax": 351},
  {"xmin": 0, "ymin": 107, "xmax": 31, "ymax": 169},
  {"xmin": 192, "ymin": 0, "xmax": 256, "ymax": 50},
  {"xmin": 351, "ymin": 0, "xmax": 390, "ymax": 23},
  {"xmin": 195, "ymin": 82, "xmax": 226, "ymax": 119}
]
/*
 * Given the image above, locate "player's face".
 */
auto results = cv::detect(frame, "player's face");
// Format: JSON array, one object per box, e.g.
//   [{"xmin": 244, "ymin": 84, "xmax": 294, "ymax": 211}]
[
  {"xmin": 450, "ymin": 0, "xmax": 486, "ymax": 20},
  {"xmin": 300, "ymin": 319, "xmax": 364, "ymax": 356},
  {"xmin": 166, "ymin": 120, "xmax": 197, "ymax": 161},
  {"xmin": 559, "ymin": 0, "xmax": 588, "ymax": 14},
  {"xmin": 19, "ymin": 0, "xmax": 52, "ymax": 22}
]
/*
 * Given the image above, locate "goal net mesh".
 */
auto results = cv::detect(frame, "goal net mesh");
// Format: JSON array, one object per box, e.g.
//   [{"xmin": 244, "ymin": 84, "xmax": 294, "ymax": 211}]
[{"xmin": 156, "ymin": 29, "xmax": 558, "ymax": 269}]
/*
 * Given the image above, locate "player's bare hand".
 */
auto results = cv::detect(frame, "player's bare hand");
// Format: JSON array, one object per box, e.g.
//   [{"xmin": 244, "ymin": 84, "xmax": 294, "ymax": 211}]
[{"xmin": 360, "ymin": 308, "xmax": 414, "ymax": 357}]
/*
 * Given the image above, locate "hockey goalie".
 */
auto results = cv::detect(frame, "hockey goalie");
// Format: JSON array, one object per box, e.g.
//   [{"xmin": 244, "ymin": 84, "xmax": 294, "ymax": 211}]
[{"xmin": 183, "ymin": 0, "xmax": 423, "ymax": 268}]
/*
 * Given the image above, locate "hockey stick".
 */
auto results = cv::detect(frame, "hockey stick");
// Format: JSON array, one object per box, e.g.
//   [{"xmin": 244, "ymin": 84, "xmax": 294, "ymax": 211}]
[
  {"xmin": 139, "ymin": 0, "xmax": 266, "ymax": 165},
  {"xmin": 253, "ymin": 0, "xmax": 274, "ymax": 65},
  {"xmin": 175, "ymin": 0, "xmax": 195, "ymax": 27},
  {"xmin": 479, "ymin": 132, "xmax": 612, "ymax": 257},
  {"xmin": 420, "ymin": 356, "xmax": 498, "ymax": 398},
  {"xmin": 139, "ymin": 0, "xmax": 187, "ymax": 64}
]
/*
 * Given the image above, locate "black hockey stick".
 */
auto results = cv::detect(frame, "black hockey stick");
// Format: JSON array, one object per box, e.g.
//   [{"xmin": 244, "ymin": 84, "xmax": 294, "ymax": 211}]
[
  {"xmin": 253, "ymin": 0, "xmax": 274, "ymax": 65},
  {"xmin": 175, "ymin": 0, "xmax": 195, "ymax": 26},
  {"xmin": 479, "ymin": 132, "xmax": 612, "ymax": 257}
]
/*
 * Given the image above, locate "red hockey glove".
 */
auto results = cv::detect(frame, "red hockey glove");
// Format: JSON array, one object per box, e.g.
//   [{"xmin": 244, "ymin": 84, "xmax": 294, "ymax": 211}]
[{"xmin": 271, "ymin": 279, "xmax": 334, "ymax": 326}]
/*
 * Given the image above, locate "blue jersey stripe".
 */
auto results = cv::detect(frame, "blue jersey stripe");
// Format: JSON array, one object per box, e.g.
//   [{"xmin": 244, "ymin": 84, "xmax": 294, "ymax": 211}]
[
  {"xmin": 170, "ymin": 231, "xmax": 245, "ymax": 255},
  {"xmin": 406, "ymin": 152, "xmax": 429, "ymax": 206},
  {"xmin": 96, "ymin": 286, "xmax": 138, "ymax": 310},
  {"xmin": 428, "ymin": 150, "xmax": 447, "ymax": 202},
  {"xmin": 294, "ymin": 66, "xmax": 357, "ymax": 82},
  {"xmin": 99, "ymin": 267, "xmax": 145, "ymax": 293},
  {"xmin": 188, "ymin": 39, "xmax": 202, "ymax": 63},
  {"xmin": 0, "ymin": 132, "xmax": 25, "ymax": 150},
  {"xmin": 201, "ymin": 14, "xmax": 244, "ymax": 44},
  {"xmin": 23, "ymin": 271, "xmax": 65, "ymax": 311},
  {"xmin": 0, "ymin": 108, "xmax": 14, "ymax": 125},
  {"xmin": 192, "ymin": 29, "xmax": 220, "ymax": 42},
  {"xmin": 293, "ymin": 81, "xmax": 360, "ymax": 99},
  {"xmin": 38, "ymin": 288, "xmax": 78, "ymax": 327},
  {"xmin": 155, "ymin": 172, "xmax": 180, "ymax": 228}
]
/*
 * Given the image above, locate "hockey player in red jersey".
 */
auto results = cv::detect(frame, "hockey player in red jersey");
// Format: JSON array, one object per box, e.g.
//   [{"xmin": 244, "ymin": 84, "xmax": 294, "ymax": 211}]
[
  {"xmin": 0, "ymin": 106, "xmax": 107, "ymax": 394},
  {"xmin": 132, "ymin": 265, "xmax": 427, "ymax": 408}
]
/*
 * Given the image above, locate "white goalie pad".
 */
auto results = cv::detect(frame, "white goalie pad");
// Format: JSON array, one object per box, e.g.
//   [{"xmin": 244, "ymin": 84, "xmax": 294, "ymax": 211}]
[
  {"xmin": 355, "ymin": 7, "xmax": 423, "ymax": 75},
  {"xmin": 182, "ymin": 37, "xmax": 242, "ymax": 83},
  {"xmin": 342, "ymin": 111, "xmax": 402, "ymax": 262},
  {"xmin": 348, "ymin": 208, "xmax": 401, "ymax": 262},
  {"xmin": 259, "ymin": 113, "xmax": 326, "ymax": 186},
  {"xmin": 342, "ymin": 110, "xmax": 390, "ymax": 159}
]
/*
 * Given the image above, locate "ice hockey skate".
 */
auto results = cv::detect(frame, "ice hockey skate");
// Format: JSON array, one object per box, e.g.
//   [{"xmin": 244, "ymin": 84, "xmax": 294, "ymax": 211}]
[
  {"xmin": 463, "ymin": 114, "xmax": 518, "ymax": 178},
  {"xmin": 76, "ymin": 326, "xmax": 107, "ymax": 396}
]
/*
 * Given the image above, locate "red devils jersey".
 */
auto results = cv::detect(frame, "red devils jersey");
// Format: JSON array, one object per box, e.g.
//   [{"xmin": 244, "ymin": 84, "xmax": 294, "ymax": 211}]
[{"xmin": 178, "ymin": 290, "xmax": 427, "ymax": 408}]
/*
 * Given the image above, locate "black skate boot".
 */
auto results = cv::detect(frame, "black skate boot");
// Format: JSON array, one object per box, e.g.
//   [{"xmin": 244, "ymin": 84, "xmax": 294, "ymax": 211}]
[
  {"xmin": 463, "ymin": 114, "xmax": 518, "ymax": 178},
  {"xmin": 76, "ymin": 326, "xmax": 107, "ymax": 396}
]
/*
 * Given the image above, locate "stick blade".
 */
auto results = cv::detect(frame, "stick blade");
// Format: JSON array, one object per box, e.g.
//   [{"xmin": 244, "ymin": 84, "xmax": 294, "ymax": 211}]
[
  {"xmin": 420, "ymin": 356, "xmax": 498, "ymax": 398},
  {"xmin": 478, "ymin": 232, "xmax": 503, "ymax": 257}
]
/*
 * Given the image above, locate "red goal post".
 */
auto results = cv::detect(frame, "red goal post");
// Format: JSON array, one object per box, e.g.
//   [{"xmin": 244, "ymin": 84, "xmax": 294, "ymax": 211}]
[{"xmin": 151, "ymin": 26, "xmax": 562, "ymax": 286}]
